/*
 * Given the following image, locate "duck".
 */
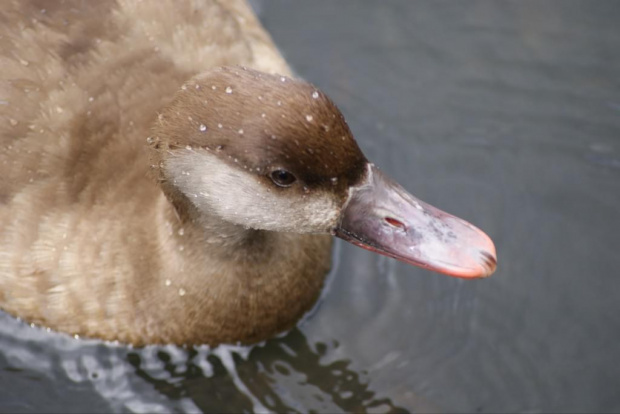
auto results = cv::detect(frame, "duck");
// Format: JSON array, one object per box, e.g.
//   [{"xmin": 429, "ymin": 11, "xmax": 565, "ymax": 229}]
[{"xmin": 0, "ymin": 0, "xmax": 496, "ymax": 346}]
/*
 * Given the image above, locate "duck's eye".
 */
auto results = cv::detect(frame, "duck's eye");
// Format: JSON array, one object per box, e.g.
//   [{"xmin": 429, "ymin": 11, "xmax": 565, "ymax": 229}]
[{"xmin": 270, "ymin": 169, "xmax": 296, "ymax": 187}]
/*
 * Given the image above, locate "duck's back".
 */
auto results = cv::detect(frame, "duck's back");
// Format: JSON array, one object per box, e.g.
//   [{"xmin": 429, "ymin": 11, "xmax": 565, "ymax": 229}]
[
  {"xmin": 0, "ymin": 0, "xmax": 315, "ymax": 344},
  {"xmin": 1, "ymin": 0, "xmax": 290, "ymax": 194}
]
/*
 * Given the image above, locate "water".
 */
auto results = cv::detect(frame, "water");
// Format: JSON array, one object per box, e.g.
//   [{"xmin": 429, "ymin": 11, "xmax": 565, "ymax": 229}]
[{"xmin": 2, "ymin": 1, "xmax": 620, "ymax": 412}]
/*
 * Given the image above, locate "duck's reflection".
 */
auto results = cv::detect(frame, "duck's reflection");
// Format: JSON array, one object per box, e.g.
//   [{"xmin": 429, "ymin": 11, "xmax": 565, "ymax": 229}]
[{"xmin": 127, "ymin": 328, "xmax": 408, "ymax": 413}]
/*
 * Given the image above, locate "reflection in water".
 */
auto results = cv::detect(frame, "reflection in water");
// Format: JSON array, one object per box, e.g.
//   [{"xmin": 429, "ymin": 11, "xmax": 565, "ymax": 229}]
[
  {"xmin": 128, "ymin": 329, "xmax": 408, "ymax": 413},
  {"xmin": 0, "ymin": 311, "xmax": 406, "ymax": 413}
]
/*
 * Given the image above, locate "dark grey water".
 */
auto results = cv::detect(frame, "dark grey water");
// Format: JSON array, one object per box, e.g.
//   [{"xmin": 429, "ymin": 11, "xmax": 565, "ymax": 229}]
[{"xmin": 1, "ymin": 1, "xmax": 619, "ymax": 412}]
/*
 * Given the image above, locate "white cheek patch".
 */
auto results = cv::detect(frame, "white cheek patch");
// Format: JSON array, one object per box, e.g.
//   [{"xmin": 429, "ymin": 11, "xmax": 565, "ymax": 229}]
[{"xmin": 165, "ymin": 149, "xmax": 340, "ymax": 233}]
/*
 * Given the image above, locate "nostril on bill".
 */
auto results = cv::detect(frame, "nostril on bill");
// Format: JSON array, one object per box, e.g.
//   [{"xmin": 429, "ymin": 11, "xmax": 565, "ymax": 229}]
[{"xmin": 384, "ymin": 217, "xmax": 406, "ymax": 230}]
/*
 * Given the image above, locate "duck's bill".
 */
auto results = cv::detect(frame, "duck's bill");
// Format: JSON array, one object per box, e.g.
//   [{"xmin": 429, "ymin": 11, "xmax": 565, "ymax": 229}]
[{"xmin": 334, "ymin": 164, "xmax": 497, "ymax": 278}]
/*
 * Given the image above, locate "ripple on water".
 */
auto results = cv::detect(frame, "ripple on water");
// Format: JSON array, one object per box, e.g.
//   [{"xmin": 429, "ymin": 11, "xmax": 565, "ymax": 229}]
[{"xmin": 0, "ymin": 312, "xmax": 407, "ymax": 413}]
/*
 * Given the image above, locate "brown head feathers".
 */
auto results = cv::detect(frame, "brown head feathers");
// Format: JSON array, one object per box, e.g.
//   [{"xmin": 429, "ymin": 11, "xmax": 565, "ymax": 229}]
[{"xmin": 151, "ymin": 67, "xmax": 367, "ymax": 203}]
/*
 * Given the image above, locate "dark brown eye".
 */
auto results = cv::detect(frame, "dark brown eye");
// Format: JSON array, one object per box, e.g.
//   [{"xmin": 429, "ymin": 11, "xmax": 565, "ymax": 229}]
[{"xmin": 270, "ymin": 169, "xmax": 296, "ymax": 187}]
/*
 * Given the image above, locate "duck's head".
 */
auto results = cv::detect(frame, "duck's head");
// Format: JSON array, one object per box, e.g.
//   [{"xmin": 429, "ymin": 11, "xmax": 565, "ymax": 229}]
[{"xmin": 150, "ymin": 67, "xmax": 496, "ymax": 278}]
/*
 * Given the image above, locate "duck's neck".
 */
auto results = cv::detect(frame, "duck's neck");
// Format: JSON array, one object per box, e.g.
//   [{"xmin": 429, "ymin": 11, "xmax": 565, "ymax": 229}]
[{"xmin": 139, "ymin": 193, "xmax": 333, "ymax": 346}]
